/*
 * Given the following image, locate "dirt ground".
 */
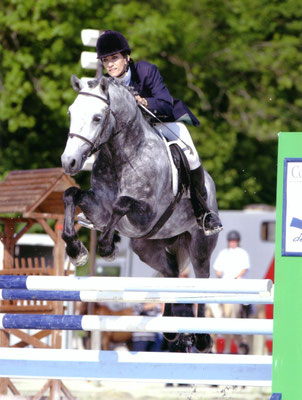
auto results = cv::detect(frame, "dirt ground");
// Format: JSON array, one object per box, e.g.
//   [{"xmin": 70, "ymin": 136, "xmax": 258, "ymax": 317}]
[{"xmin": 11, "ymin": 379, "xmax": 272, "ymax": 400}]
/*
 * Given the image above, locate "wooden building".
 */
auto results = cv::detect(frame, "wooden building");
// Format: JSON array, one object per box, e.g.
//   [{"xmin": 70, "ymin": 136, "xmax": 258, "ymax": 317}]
[{"xmin": 0, "ymin": 168, "xmax": 78, "ymax": 399}]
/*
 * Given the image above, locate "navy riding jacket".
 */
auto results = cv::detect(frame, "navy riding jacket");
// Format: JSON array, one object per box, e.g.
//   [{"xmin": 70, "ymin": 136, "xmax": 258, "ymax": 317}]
[{"xmin": 129, "ymin": 60, "xmax": 200, "ymax": 127}]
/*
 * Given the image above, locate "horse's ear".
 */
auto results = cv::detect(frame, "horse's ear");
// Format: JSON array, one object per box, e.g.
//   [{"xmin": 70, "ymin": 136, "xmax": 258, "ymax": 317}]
[
  {"xmin": 99, "ymin": 76, "xmax": 109, "ymax": 96},
  {"xmin": 71, "ymin": 74, "xmax": 83, "ymax": 92}
]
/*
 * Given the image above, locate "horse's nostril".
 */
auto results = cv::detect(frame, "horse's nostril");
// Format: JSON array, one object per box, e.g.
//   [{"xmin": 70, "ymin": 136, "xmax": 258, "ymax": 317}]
[{"xmin": 71, "ymin": 159, "xmax": 76, "ymax": 168}]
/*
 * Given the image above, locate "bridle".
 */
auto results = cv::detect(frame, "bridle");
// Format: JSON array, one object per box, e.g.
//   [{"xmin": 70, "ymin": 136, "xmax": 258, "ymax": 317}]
[{"xmin": 68, "ymin": 90, "xmax": 138, "ymax": 157}]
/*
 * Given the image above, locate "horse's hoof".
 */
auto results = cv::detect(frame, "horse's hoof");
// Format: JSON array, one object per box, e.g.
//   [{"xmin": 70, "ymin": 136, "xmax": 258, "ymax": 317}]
[
  {"xmin": 194, "ymin": 334, "xmax": 213, "ymax": 353},
  {"xmin": 69, "ymin": 247, "xmax": 89, "ymax": 267},
  {"xmin": 176, "ymin": 333, "xmax": 196, "ymax": 352},
  {"xmin": 101, "ymin": 246, "xmax": 117, "ymax": 261},
  {"xmin": 163, "ymin": 333, "xmax": 180, "ymax": 342},
  {"xmin": 98, "ymin": 243, "xmax": 116, "ymax": 258}
]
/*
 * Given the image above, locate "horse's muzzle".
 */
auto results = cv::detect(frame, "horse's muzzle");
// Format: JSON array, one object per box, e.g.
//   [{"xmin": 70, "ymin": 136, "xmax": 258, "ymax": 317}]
[{"xmin": 61, "ymin": 153, "xmax": 83, "ymax": 175}]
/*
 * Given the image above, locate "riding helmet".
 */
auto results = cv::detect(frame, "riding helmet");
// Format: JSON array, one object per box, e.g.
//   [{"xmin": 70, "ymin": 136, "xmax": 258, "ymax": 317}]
[
  {"xmin": 96, "ymin": 30, "xmax": 131, "ymax": 59},
  {"xmin": 227, "ymin": 230, "xmax": 241, "ymax": 242}
]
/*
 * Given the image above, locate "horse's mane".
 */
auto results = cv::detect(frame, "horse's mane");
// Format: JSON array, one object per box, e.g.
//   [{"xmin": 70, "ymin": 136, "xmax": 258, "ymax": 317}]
[
  {"xmin": 86, "ymin": 77, "xmax": 153, "ymax": 125},
  {"xmin": 87, "ymin": 76, "xmax": 137, "ymax": 98}
]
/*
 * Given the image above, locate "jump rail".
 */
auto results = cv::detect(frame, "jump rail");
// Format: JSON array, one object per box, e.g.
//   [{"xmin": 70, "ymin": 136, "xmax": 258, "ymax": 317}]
[
  {"xmin": 0, "ymin": 288, "xmax": 273, "ymax": 304},
  {"xmin": 0, "ymin": 314, "xmax": 273, "ymax": 335},
  {"xmin": 0, "ymin": 275, "xmax": 273, "ymax": 294},
  {"xmin": 0, "ymin": 348, "xmax": 272, "ymax": 386}
]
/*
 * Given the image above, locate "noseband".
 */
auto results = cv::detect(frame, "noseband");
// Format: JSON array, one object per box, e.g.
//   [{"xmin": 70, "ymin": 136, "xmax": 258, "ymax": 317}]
[{"xmin": 68, "ymin": 90, "xmax": 138, "ymax": 157}]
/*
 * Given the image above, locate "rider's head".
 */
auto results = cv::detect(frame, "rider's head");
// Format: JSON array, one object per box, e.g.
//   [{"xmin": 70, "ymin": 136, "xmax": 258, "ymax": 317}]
[
  {"xmin": 227, "ymin": 230, "xmax": 241, "ymax": 248},
  {"xmin": 96, "ymin": 30, "xmax": 131, "ymax": 78}
]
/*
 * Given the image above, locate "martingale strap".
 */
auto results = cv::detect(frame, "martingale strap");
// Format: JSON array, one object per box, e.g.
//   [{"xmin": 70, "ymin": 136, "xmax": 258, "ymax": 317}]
[{"xmin": 135, "ymin": 190, "xmax": 183, "ymax": 240}]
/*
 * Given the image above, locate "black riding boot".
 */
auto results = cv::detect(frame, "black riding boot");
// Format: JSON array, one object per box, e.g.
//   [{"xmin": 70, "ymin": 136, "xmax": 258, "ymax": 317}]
[{"xmin": 190, "ymin": 165, "xmax": 223, "ymax": 236}]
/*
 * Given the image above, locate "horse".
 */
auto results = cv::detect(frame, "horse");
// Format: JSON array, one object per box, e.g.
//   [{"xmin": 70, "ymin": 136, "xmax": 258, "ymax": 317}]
[{"xmin": 61, "ymin": 75, "xmax": 220, "ymax": 352}]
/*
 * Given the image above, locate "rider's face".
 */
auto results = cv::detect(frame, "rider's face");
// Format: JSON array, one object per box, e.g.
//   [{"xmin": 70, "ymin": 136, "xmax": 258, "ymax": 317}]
[
  {"xmin": 102, "ymin": 53, "xmax": 129, "ymax": 78},
  {"xmin": 228, "ymin": 240, "xmax": 239, "ymax": 249}
]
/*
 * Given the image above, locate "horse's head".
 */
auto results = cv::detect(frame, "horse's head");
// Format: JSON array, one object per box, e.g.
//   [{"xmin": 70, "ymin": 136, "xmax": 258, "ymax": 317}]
[{"xmin": 61, "ymin": 75, "xmax": 116, "ymax": 175}]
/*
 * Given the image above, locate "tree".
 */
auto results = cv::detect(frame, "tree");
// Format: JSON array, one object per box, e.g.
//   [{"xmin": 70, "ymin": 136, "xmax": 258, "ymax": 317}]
[
  {"xmin": 0, "ymin": 0, "xmax": 103, "ymax": 183},
  {"xmin": 1, "ymin": 0, "xmax": 301, "ymax": 208}
]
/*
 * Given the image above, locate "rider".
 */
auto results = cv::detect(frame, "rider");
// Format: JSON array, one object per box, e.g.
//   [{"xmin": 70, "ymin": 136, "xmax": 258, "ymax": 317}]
[{"xmin": 96, "ymin": 30, "xmax": 222, "ymax": 236}]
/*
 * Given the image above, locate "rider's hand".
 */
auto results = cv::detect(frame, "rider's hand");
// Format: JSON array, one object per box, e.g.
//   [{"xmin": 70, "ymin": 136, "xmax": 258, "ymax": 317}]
[{"xmin": 135, "ymin": 95, "xmax": 148, "ymax": 108}]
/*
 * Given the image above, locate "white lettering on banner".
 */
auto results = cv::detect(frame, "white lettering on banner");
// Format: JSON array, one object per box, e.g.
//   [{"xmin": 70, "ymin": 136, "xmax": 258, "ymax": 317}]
[{"xmin": 289, "ymin": 164, "xmax": 302, "ymax": 181}]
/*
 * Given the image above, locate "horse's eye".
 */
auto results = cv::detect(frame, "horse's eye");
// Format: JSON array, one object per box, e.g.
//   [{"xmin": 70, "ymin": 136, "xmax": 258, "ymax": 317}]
[{"xmin": 93, "ymin": 115, "xmax": 102, "ymax": 123}]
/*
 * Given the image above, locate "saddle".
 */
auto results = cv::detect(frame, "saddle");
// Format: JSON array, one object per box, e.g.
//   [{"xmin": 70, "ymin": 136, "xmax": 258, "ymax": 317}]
[{"xmin": 162, "ymin": 138, "xmax": 190, "ymax": 196}]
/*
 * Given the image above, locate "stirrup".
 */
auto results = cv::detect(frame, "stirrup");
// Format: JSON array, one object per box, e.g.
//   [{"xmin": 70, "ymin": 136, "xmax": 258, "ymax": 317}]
[
  {"xmin": 202, "ymin": 211, "xmax": 223, "ymax": 236},
  {"xmin": 77, "ymin": 213, "xmax": 96, "ymax": 230}
]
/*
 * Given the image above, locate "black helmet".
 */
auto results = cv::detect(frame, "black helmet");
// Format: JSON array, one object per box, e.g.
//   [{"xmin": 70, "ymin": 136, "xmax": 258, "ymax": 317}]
[
  {"xmin": 227, "ymin": 230, "xmax": 241, "ymax": 242},
  {"xmin": 96, "ymin": 30, "xmax": 131, "ymax": 59}
]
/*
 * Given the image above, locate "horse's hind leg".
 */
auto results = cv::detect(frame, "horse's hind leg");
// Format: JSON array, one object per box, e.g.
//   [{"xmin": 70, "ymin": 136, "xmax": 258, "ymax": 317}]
[
  {"xmin": 131, "ymin": 239, "xmax": 181, "ymax": 342},
  {"xmin": 131, "ymin": 238, "xmax": 180, "ymax": 278},
  {"xmin": 62, "ymin": 186, "xmax": 89, "ymax": 266}
]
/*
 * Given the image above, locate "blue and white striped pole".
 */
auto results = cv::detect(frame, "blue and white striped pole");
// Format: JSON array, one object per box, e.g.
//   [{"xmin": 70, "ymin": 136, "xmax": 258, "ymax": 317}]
[
  {"xmin": 0, "ymin": 314, "xmax": 273, "ymax": 335},
  {"xmin": 0, "ymin": 288, "xmax": 273, "ymax": 304},
  {"xmin": 0, "ymin": 275, "xmax": 273, "ymax": 293}
]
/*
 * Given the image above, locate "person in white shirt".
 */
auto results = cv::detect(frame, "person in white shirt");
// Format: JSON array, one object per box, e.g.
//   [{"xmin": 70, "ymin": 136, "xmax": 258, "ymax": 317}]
[
  {"xmin": 214, "ymin": 230, "xmax": 250, "ymax": 281},
  {"xmin": 212, "ymin": 230, "xmax": 251, "ymax": 354}
]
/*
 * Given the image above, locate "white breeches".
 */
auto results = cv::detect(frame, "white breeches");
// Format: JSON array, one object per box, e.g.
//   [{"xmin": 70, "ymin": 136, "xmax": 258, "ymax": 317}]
[{"xmin": 155, "ymin": 122, "xmax": 201, "ymax": 170}]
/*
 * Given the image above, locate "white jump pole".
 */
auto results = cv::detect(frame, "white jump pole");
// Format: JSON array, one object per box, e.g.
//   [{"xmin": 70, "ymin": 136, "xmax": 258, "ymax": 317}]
[
  {"xmin": 80, "ymin": 316, "xmax": 273, "ymax": 335},
  {"xmin": 0, "ymin": 289, "xmax": 273, "ymax": 304},
  {"xmin": 0, "ymin": 275, "xmax": 273, "ymax": 294}
]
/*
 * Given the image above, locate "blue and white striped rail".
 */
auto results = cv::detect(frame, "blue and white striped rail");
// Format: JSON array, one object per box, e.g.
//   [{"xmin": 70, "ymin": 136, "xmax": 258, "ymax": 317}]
[
  {"xmin": 0, "ymin": 275, "xmax": 273, "ymax": 294},
  {"xmin": 0, "ymin": 348, "xmax": 272, "ymax": 386},
  {"xmin": 0, "ymin": 288, "xmax": 273, "ymax": 304},
  {"xmin": 0, "ymin": 314, "xmax": 273, "ymax": 335}
]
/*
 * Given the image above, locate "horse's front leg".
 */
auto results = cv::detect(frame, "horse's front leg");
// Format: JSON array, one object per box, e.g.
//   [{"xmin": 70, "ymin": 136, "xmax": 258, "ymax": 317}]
[
  {"xmin": 62, "ymin": 186, "xmax": 89, "ymax": 266},
  {"xmin": 98, "ymin": 196, "xmax": 155, "ymax": 258}
]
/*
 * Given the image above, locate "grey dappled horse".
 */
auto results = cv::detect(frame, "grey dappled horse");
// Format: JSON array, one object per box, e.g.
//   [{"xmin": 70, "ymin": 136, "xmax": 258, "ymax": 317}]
[{"xmin": 61, "ymin": 75, "xmax": 220, "ymax": 352}]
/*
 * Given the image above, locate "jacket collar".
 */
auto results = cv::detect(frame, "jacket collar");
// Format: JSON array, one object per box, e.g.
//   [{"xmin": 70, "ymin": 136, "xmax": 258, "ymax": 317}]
[{"xmin": 129, "ymin": 61, "xmax": 141, "ymax": 93}]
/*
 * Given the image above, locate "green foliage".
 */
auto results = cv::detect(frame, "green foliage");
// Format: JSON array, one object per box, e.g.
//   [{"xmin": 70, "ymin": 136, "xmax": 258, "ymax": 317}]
[{"xmin": 1, "ymin": 0, "xmax": 301, "ymax": 208}]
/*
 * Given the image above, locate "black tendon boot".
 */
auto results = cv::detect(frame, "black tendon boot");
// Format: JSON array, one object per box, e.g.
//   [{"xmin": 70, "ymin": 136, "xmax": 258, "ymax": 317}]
[{"xmin": 190, "ymin": 166, "xmax": 223, "ymax": 236}]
